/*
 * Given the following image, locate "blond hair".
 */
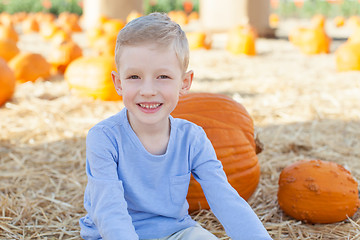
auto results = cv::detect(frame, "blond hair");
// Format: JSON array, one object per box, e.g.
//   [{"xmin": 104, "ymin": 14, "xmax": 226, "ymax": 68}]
[{"xmin": 114, "ymin": 12, "xmax": 189, "ymax": 73}]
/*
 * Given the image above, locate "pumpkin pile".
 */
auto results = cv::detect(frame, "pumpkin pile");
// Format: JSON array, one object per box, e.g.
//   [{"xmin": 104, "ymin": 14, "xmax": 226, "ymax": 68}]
[
  {"xmin": 278, "ymin": 159, "xmax": 359, "ymax": 224},
  {"xmin": 172, "ymin": 92, "xmax": 260, "ymax": 212},
  {"xmin": 289, "ymin": 14, "xmax": 331, "ymax": 55}
]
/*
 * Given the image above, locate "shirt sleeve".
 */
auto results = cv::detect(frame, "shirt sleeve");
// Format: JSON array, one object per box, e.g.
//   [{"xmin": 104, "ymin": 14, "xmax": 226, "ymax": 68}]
[
  {"xmin": 84, "ymin": 126, "xmax": 139, "ymax": 240},
  {"xmin": 191, "ymin": 129, "xmax": 272, "ymax": 240}
]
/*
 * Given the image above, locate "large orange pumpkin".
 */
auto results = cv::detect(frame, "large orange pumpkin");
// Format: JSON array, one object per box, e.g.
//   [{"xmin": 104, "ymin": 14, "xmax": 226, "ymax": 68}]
[
  {"xmin": 278, "ymin": 159, "xmax": 359, "ymax": 224},
  {"xmin": 64, "ymin": 56, "xmax": 122, "ymax": 101},
  {"xmin": 172, "ymin": 92, "xmax": 260, "ymax": 212},
  {"xmin": 9, "ymin": 52, "xmax": 51, "ymax": 83},
  {"xmin": 0, "ymin": 58, "xmax": 16, "ymax": 106}
]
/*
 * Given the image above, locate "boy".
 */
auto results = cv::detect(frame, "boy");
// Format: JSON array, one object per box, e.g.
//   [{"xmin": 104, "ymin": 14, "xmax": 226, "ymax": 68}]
[{"xmin": 79, "ymin": 12, "xmax": 272, "ymax": 240}]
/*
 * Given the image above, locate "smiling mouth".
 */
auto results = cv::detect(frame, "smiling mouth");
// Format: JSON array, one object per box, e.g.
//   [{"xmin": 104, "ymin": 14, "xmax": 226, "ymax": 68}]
[{"xmin": 138, "ymin": 103, "xmax": 162, "ymax": 109}]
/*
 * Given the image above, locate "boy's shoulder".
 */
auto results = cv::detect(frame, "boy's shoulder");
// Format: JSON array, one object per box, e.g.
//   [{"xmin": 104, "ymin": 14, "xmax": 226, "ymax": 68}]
[
  {"xmin": 171, "ymin": 115, "xmax": 205, "ymax": 135},
  {"xmin": 90, "ymin": 110, "xmax": 124, "ymax": 134}
]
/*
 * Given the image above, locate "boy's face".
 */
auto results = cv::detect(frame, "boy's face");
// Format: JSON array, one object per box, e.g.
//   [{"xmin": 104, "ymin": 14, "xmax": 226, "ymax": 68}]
[{"xmin": 112, "ymin": 44, "xmax": 193, "ymax": 128}]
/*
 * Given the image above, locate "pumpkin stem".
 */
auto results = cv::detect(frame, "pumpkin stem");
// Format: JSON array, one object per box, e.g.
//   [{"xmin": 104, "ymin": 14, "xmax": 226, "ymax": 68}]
[{"xmin": 255, "ymin": 131, "xmax": 263, "ymax": 154}]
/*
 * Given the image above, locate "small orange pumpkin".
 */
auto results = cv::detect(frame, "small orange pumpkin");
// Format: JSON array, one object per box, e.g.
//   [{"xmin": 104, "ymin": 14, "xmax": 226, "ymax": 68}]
[
  {"xmin": 269, "ymin": 13, "xmax": 280, "ymax": 28},
  {"xmin": 39, "ymin": 22, "xmax": 61, "ymax": 40},
  {"xmin": 333, "ymin": 16, "xmax": 345, "ymax": 28},
  {"xmin": 348, "ymin": 26, "xmax": 360, "ymax": 43},
  {"xmin": 102, "ymin": 19, "xmax": 125, "ymax": 35},
  {"xmin": 311, "ymin": 14, "xmax": 326, "ymax": 29},
  {"xmin": 0, "ymin": 24, "xmax": 19, "ymax": 42},
  {"xmin": 58, "ymin": 12, "xmax": 82, "ymax": 33},
  {"xmin": 298, "ymin": 27, "xmax": 331, "ymax": 55},
  {"xmin": 50, "ymin": 29, "xmax": 72, "ymax": 45},
  {"xmin": 289, "ymin": 26, "xmax": 331, "ymax": 55},
  {"xmin": 172, "ymin": 92, "xmax": 260, "ymax": 212},
  {"xmin": 126, "ymin": 11, "xmax": 142, "ymax": 23},
  {"xmin": 48, "ymin": 40, "xmax": 83, "ymax": 74},
  {"xmin": 64, "ymin": 56, "xmax": 122, "ymax": 101},
  {"xmin": 0, "ymin": 58, "xmax": 16, "ymax": 106},
  {"xmin": 226, "ymin": 25, "xmax": 257, "ymax": 56},
  {"xmin": 0, "ymin": 39, "xmax": 19, "ymax": 62},
  {"xmin": 22, "ymin": 16, "xmax": 40, "ymax": 33},
  {"xmin": 335, "ymin": 41, "xmax": 360, "ymax": 71},
  {"xmin": 92, "ymin": 34, "xmax": 117, "ymax": 56},
  {"xmin": 9, "ymin": 52, "xmax": 51, "ymax": 83},
  {"xmin": 348, "ymin": 16, "xmax": 360, "ymax": 31},
  {"xmin": 186, "ymin": 32, "xmax": 212, "ymax": 50},
  {"xmin": 278, "ymin": 159, "xmax": 359, "ymax": 224},
  {"xmin": 187, "ymin": 11, "xmax": 199, "ymax": 23},
  {"xmin": 168, "ymin": 11, "xmax": 188, "ymax": 26}
]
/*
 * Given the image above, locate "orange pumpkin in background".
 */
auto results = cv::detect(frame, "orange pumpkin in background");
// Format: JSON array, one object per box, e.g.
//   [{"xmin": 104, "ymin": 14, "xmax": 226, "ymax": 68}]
[
  {"xmin": 172, "ymin": 92, "xmax": 260, "ymax": 212},
  {"xmin": 289, "ymin": 14, "xmax": 331, "ymax": 55},
  {"xmin": 348, "ymin": 26, "xmax": 360, "ymax": 43},
  {"xmin": 50, "ymin": 29, "xmax": 72, "ymax": 45},
  {"xmin": 333, "ymin": 16, "xmax": 345, "ymax": 28},
  {"xmin": 335, "ymin": 41, "xmax": 360, "ymax": 71},
  {"xmin": 126, "ymin": 10, "xmax": 142, "ymax": 23},
  {"xmin": 57, "ymin": 12, "xmax": 82, "ymax": 33},
  {"xmin": 168, "ymin": 10, "xmax": 188, "ymax": 26},
  {"xmin": 102, "ymin": 19, "xmax": 125, "ymax": 35},
  {"xmin": 347, "ymin": 16, "xmax": 360, "ymax": 30},
  {"xmin": 0, "ymin": 39, "xmax": 19, "ymax": 62},
  {"xmin": 297, "ymin": 27, "xmax": 331, "ymax": 54},
  {"xmin": 0, "ymin": 58, "xmax": 16, "ymax": 106},
  {"xmin": 64, "ymin": 56, "xmax": 122, "ymax": 101},
  {"xmin": 39, "ymin": 21, "xmax": 61, "ymax": 40},
  {"xmin": 278, "ymin": 159, "xmax": 359, "ymax": 224},
  {"xmin": 48, "ymin": 40, "xmax": 83, "ymax": 74},
  {"xmin": 226, "ymin": 25, "xmax": 257, "ymax": 56},
  {"xmin": 9, "ymin": 52, "xmax": 51, "ymax": 83},
  {"xmin": 186, "ymin": 32, "xmax": 212, "ymax": 50},
  {"xmin": 92, "ymin": 34, "xmax": 117, "ymax": 56},
  {"xmin": 311, "ymin": 14, "xmax": 326, "ymax": 29},
  {"xmin": 22, "ymin": 16, "xmax": 40, "ymax": 33},
  {"xmin": 269, "ymin": 13, "xmax": 280, "ymax": 28},
  {"xmin": 0, "ymin": 24, "xmax": 19, "ymax": 42}
]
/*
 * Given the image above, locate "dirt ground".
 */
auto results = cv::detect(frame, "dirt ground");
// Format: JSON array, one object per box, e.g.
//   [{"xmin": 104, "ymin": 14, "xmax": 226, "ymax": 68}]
[{"xmin": 1, "ymin": 18, "xmax": 360, "ymax": 239}]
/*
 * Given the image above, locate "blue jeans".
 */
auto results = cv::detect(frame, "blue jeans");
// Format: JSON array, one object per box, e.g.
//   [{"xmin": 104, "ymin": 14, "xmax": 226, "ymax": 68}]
[{"xmin": 142, "ymin": 223, "xmax": 218, "ymax": 240}]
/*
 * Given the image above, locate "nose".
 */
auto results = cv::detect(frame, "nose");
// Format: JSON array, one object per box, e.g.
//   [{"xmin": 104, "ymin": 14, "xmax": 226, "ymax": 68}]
[{"xmin": 139, "ymin": 78, "xmax": 157, "ymax": 96}]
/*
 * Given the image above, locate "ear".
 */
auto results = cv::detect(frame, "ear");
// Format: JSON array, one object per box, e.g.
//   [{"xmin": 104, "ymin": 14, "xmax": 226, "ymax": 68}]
[
  {"xmin": 111, "ymin": 71, "xmax": 122, "ymax": 96},
  {"xmin": 179, "ymin": 70, "xmax": 193, "ymax": 96}
]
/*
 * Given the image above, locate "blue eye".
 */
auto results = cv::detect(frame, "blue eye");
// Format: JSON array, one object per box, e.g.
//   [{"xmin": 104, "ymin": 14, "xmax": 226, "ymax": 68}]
[
  {"xmin": 159, "ymin": 75, "xmax": 170, "ymax": 79},
  {"xmin": 128, "ymin": 75, "xmax": 139, "ymax": 79}
]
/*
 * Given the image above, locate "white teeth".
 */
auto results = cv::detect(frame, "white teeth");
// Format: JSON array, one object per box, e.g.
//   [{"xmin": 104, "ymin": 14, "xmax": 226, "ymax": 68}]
[{"xmin": 139, "ymin": 103, "xmax": 161, "ymax": 109}]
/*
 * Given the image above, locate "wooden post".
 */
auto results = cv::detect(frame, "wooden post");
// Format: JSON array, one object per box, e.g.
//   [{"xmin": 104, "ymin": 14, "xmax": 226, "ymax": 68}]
[
  {"xmin": 199, "ymin": 0, "xmax": 274, "ymax": 37},
  {"xmin": 82, "ymin": 0, "xmax": 144, "ymax": 30}
]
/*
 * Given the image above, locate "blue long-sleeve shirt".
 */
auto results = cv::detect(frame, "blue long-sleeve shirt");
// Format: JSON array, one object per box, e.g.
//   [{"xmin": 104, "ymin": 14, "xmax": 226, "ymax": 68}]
[{"xmin": 79, "ymin": 108, "xmax": 272, "ymax": 240}]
